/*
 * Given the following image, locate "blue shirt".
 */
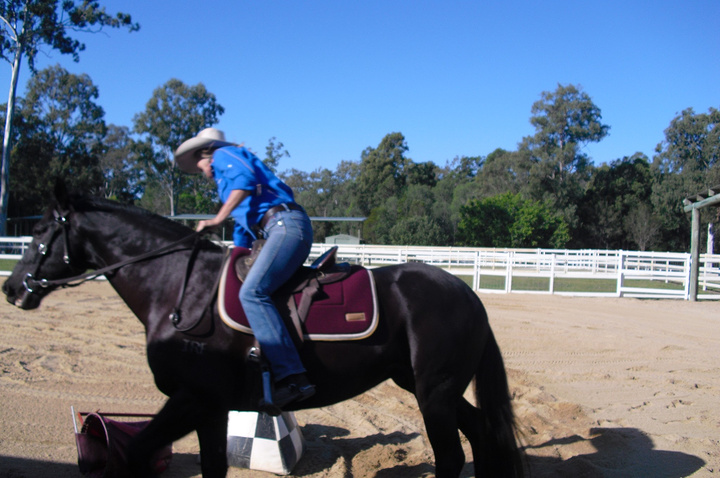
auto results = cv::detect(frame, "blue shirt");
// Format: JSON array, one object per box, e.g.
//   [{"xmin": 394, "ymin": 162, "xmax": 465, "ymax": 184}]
[{"xmin": 211, "ymin": 145, "xmax": 295, "ymax": 247}]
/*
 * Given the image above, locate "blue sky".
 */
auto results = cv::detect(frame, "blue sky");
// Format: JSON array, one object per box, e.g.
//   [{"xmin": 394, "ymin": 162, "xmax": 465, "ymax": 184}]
[{"xmin": 10, "ymin": 0, "xmax": 720, "ymax": 173}]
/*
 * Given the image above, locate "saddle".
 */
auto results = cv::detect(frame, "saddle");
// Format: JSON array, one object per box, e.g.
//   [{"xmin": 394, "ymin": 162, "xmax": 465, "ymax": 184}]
[{"xmin": 218, "ymin": 245, "xmax": 379, "ymax": 342}]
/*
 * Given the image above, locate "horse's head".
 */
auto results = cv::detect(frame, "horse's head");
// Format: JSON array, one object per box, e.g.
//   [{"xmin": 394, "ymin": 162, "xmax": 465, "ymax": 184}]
[{"xmin": 3, "ymin": 181, "xmax": 87, "ymax": 309}]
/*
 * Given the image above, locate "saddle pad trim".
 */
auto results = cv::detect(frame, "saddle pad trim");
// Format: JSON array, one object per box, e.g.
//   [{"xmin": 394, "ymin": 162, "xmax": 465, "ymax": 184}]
[{"xmin": 217, "ymin": 254, "xmax": 380, "ymax": 342}]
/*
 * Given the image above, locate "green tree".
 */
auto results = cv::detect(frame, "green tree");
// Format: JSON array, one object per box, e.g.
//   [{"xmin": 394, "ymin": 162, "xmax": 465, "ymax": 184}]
[
  {"xmin": 624, "ymin": 203, "xmax": 661, "ymax": 251},
  {"xmin": 458, "ymin": 194, "xmax": 513, "ymax": 247},
  {"xmin": 474, "ymin": 148, "xmax": 532, "ymax": 198},
  {"xmin": 355, "ymin": 132, "xmax": 409, "ymax": 214},
  {"xmin": 264, "ymin": 136, "xmax": 289, "ymax": 173},
  {"xmin": 576, "ymin": 154, "xmax": 654, "ymax": 249},
  {"xmin": 132, "ymin": 79, "xmax": 224, "ymax": 216},
  {"xmin": 98, "ymin": 124, "xmax": 143, "ymax": 203},
  {"xmin": 520, "ymin": 84, "xmax": 609, "ymax": 230},
  {"xmin": 387, "ymin": 184, "xmax": 447, "ymax": 245},
  {"xmin": 652, "ymin": 107, "xmax": 720, "ymax": 251},
  {"xmin": 8, "ymin": 64, "xmax": 105, "ymax": 216},
  {"xmin": 0, "ymin": 0, "xmax": 138, "ymax": 233},
  {"xmin": 406, "ymin": 160, "xmax": 438, "ymax": 187},
  {"xmin": 458, "ymin": 192, "xmax": 569, "ymax": 248}
]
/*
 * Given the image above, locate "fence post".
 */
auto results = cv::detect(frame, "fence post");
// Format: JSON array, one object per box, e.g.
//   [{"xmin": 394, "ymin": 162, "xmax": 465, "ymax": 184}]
[
  {"xmin": 505, "ymin": 251, "xmax": 513, "ymax": 293},
  {"xmin": 616, "ymin": 251, "xmax": 625, "ymax": 297},
  {"xmin": 473, "ymin": 250, "xmax": 480, "ymax": 291},
  {"xmin": 549, "ymin": 253, "xmax": 556, "ymax": 294},
  {"xmin": 684, "ymin": 255, "xmax": 692, "ymax": 300}
]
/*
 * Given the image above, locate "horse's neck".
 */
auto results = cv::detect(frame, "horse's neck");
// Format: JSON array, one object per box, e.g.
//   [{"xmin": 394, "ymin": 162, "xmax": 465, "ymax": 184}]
[{"xmin": 81, "ymin": 212, "xmax": 185, "ymax": 321}]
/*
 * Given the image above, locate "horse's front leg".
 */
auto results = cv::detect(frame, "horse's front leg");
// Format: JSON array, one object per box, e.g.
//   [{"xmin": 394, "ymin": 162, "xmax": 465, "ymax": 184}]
[
  {"xmin": 197, "ymin": 410, "xmax": 230, "ymax": 477},
  {"xmin": 126, "ymin": 388, "xmax": 228, "ymax": 478}
]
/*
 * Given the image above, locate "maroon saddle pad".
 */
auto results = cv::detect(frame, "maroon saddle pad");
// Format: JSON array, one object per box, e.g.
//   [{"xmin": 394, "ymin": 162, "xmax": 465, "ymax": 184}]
[{"xmin": 218, "ymin": 247, "xmax": 379, "ymax": 341}]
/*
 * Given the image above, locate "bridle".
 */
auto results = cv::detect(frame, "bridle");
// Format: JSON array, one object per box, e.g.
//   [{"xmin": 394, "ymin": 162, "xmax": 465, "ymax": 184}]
[
  {"xmin": 21, "ymin": 208, "xmax": 213, "ymax": 331},
  {"xmin": 24, "ymin": 208, "xmax": 203, "ymax": 291},
  {"xmin": 22, "ymin": 209, "xmax": 74, "ymax": 295}
]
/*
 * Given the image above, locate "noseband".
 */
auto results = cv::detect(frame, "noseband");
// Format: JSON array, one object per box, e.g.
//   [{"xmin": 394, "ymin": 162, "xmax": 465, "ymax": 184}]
[{"xmin": 23, "ymin": 209, "xmax": 72, "ymax": 294}]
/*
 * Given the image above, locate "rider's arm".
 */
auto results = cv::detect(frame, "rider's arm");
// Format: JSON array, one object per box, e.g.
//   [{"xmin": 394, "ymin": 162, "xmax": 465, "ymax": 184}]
[{"xmin": 196, "ymin": 189, "xmax": 250, "ymax": 232}]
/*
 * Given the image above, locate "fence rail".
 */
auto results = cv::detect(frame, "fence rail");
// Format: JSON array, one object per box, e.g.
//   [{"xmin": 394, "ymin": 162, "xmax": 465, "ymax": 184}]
[{"xmin": 2, "ymin": 237, "xmax": 718, "ymax": 300}]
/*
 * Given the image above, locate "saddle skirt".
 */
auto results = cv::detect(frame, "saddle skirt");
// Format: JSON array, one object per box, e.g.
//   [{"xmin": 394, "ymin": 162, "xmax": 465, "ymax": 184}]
[{"xmin": 218, "ymin": 247, "xmax": 379, "ymax": 341}]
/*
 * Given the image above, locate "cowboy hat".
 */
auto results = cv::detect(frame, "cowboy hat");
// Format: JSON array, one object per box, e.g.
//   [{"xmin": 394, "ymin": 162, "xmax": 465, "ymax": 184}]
[{"xmin": 174, "ymin": 128, "xmax": 233, "ymax": 173}]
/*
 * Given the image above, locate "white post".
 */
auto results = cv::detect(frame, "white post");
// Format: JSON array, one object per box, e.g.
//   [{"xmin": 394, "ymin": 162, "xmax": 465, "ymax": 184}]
[
  {"xmin": 616, "ymin": 251, "xmax": 625, "ymax": 297},
  {"xmin": 505, "ymin": 251, "xmax": 513, "ymax": 293}
]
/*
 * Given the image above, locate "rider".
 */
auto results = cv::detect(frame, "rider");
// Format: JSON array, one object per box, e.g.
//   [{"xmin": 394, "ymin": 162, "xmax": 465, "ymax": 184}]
[{"xmin": 174, "ymin": 128, "xmax": 315, "ymax": 409}]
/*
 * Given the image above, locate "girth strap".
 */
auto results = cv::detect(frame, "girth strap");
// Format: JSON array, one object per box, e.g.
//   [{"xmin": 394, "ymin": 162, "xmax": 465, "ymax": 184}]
[{"xmin": 285, "ymin": 275, "xmax": 321, "ymax": 343}]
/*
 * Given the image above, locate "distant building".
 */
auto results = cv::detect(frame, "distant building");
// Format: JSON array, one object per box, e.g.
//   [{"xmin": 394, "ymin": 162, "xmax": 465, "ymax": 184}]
[{"xmin": 325, "ymin": 234, "xmax": 361, "ymax": 245}]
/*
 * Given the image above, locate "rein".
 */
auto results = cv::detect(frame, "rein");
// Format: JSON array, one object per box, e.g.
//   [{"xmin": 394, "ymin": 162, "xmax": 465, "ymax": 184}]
[
  {"xmin": 23, "ymin": 207, "xmax": 227, "ymax": 334},
  {"xmin": 25, "ymin": 228, "xmax": 203, "ymax": 291}
]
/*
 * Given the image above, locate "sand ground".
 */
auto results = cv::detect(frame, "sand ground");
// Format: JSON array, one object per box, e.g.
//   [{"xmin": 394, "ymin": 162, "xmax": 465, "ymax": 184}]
[{"xmin": 0, "ymin": 280, "xmax": 718, "ymax": 477}]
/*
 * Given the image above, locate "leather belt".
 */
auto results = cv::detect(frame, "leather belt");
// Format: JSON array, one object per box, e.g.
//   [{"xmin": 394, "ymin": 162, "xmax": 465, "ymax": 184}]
[{"xmin": 259, "ymin": 203, "xmax": 303, "ymax": 230}]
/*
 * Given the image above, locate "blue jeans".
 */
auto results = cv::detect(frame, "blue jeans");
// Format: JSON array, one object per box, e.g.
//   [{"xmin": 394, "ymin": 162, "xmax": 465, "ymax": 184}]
[{"xmin": 239, "ymin": 208, "xmax": 313, "ymax": 382}]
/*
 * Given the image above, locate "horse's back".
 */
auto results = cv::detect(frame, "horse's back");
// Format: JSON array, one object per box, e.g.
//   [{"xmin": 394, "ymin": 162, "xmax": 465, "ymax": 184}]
[
  {"xmin": 372, "ymin": 261, "xmax": 485, "ymax": 308},
  {"xmin": 371, "ymin": 262, "xmax": 489, "ymax": 337}
]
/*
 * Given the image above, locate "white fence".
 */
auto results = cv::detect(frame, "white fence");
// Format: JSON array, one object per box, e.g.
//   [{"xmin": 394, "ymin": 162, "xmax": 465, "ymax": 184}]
[
  {"xmin": 308, "ymin": 244, "xmax": 720, "ymax": 300},
  {"xmin": 2, "ymin": 237, "xmax": 719, "ymax": 300}
]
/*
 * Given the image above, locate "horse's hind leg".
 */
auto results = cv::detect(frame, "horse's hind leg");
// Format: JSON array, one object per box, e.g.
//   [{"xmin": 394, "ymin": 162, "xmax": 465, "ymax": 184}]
[
  {"xmin": 457, "ymin": 397, "xmax": 486, "ymax": 471},
  {"xmin": 415, "ymin": 380, "xmax": 466, "ymax": 477}
]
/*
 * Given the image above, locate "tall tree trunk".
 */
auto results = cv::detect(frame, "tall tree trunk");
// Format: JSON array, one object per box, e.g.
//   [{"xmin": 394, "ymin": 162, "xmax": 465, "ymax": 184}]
[{"xmin": 1, "ymin": 48, "xmax": 23, "ymax": 236}]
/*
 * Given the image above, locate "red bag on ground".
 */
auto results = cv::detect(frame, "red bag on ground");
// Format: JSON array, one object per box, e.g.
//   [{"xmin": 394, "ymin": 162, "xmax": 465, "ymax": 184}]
[{"xmin": 74, "ymin": 411, "xmax": 172, "ymax": 477}]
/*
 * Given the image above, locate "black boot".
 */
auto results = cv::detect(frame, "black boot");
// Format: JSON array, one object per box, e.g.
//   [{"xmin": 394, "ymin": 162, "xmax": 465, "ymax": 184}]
[{"xmin": 272, "ymin": 373, "xmax": 316, "ymax": 409}]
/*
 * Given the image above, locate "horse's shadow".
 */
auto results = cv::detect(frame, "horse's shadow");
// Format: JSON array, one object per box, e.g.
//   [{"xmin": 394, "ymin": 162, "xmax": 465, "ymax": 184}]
[
  {"xmin": 271, "ymin": 424, "xmax": 708, "ymax": 478},
  {"xmin": 523, "ymin": 427, "xmax": 706, "ymax": 477},
  {"xmin": 292, "ymin": 423, "xmax": 430, "ymax": 477}
]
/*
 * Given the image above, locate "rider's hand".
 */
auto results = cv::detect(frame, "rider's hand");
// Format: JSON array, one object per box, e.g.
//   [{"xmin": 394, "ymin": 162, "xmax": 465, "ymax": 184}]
[{"xmin": 196, "ymin": 220, "xmax": 211, "ymax": 233}]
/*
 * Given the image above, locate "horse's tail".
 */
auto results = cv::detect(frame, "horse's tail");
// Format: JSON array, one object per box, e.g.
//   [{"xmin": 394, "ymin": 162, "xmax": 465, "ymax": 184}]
[{"xmin": 474, "ymin": 329, "xmax": 524, "ymax": 477}]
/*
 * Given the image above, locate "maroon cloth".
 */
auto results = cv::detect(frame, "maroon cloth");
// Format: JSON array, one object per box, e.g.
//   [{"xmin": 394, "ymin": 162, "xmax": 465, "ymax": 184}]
[
  {"xmin": 222, "ymin": 248, "xmax": 377, "ymax": 339},
  {"xmin": 75, "ymin": 413, "xmax": 172, "ymax": 477}
]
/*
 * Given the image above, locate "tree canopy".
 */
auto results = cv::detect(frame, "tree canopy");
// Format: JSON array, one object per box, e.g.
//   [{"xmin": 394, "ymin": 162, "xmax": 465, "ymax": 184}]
[
  {"xmin": 132, "ymin": 79, "xmax": 224, "ymax": 216},
  {"xmin": 0, "ymin": 0, "xmax": 138, "ymax": 234},
  {"xmin": 3, "ymin": 71, "xmax": 718, "ymax": 252}
]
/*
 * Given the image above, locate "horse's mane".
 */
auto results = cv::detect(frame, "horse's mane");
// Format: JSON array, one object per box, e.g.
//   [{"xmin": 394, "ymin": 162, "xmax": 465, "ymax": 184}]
[{"xmin": 69, "ymin": 194, "xmax": 195, "ymax": 237}]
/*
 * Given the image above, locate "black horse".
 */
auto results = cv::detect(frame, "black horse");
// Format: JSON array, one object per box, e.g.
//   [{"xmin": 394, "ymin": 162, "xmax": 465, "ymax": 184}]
[{"xmin": 2, "ymin": 184, "xmax": 523, "ymax": 478}]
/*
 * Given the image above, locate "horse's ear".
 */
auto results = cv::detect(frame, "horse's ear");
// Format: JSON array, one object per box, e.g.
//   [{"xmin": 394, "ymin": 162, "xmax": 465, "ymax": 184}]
[{"xmin": 54, "ymin": 178, "xmax": 69, "ymax": 210}]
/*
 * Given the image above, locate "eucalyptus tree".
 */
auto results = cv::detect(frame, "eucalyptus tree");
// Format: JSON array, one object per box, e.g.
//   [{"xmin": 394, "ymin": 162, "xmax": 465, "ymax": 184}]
[
  {"xmin": 520, "ymin": 84, "xmax": 609, "ymax": 229},
  {"xmin": 355, "ymin": 132, "xmax": 409, "ymax": 215},
  {"xmin": 264, "ymin": 136, "xmax": 289, "ymax": 174},
  {"xmin": 9, "ymin": 64, "xmax": 106, "ymax": 216},
  {"xmin": 652, "ymin": 107, "xmax": 720, "ymax": 250},
  {"xmin": 98, "ymin": 124, "xmax": 143, "ymax": 203},
  {"xmin": 132, "ymin": 79, "xmax": 224, "ymax": 216},
  {"xmin": 0, "ymin": 0, "xmax": 138, "ymax": 233}
]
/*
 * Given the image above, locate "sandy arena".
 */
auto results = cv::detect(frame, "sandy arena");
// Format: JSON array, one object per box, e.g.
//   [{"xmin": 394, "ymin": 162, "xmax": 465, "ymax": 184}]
[{"xmin": 0, "ymin": 279, "xmax": 718, "ymax": 477}]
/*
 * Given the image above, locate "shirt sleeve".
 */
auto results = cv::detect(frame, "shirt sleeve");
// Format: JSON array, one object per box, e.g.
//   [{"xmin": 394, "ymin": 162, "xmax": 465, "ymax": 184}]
[{"xmin": 214, "ymin": 148, "xmax": 257, "ymax": 191}]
